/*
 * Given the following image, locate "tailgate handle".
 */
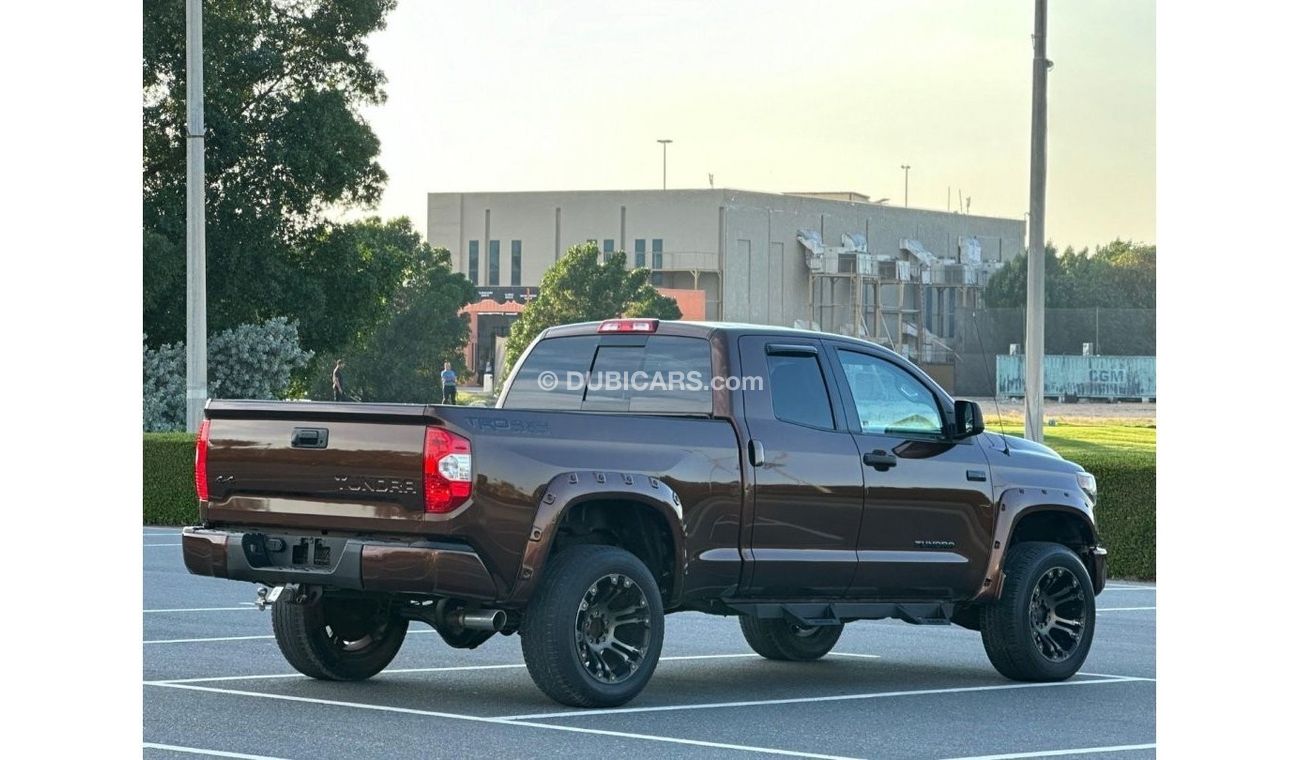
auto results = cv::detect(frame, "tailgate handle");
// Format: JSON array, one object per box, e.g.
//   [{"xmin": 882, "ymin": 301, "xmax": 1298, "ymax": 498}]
[{"xmin": 291, "ymin": 427, "xmax": 329, "ymax": 449}]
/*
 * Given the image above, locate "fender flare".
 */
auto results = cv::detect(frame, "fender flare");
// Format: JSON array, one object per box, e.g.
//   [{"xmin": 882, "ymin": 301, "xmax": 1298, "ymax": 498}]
[
  {"xmin": 971, "ymin": 485, "xmax": 1099, "ymax": 602},
  {"xmin": 504, "ymin": 470, "xmax": 688, "ymax": 608}
]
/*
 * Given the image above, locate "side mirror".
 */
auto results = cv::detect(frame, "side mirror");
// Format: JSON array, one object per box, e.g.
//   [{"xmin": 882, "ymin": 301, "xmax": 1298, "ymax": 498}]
[{"xmin": 953, "ymin": 399, "xmax": 985, "ymax": 439}]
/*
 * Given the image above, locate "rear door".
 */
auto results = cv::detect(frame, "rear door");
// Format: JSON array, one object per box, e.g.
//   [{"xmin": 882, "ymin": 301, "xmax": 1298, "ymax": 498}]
[
  {"xmin": 828, "ymin": 346, "xmax": 996, "ymax": 599},
  {"xmin": 738, "ymin": 336, "xmax": 864, "ymax": 597}
]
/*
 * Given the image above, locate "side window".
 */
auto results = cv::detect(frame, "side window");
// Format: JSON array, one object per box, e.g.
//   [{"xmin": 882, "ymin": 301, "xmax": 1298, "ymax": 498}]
[
  {"xmin": 765, "ymin": 351, "xmax": 834, "ymax": 430},
  {"xmin": 837, "ymin": 350, "xmax": 943, "ymax": 437}
]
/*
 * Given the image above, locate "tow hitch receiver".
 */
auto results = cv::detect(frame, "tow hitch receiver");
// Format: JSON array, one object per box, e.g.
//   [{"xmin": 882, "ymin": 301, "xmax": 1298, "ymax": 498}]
[{"xmin": 255, "ymin": 583, "xmax": 317, "ymax": 610}]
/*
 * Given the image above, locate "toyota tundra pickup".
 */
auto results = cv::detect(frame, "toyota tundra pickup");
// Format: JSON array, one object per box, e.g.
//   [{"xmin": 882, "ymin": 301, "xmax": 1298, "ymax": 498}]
[{"xmin": 183, "ymin": 319, "xmax": 1107, "ymax": 707}]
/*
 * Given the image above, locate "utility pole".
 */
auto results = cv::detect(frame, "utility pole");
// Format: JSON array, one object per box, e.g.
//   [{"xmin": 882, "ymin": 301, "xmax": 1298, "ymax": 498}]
[
  {"xmin": 1025, "ymin": 0, "xmax": 1049, "ymax": 443},
  {"xmin": 657, "ymin": 139, "xmax": 672, "ymax": 190},
  {"xmin": 900, "ymin": 164, "xmax": 911, "ymax": 207},
  {"xmin": 185, "ymin": 0, "xmax": 208, "ymax": 431}
]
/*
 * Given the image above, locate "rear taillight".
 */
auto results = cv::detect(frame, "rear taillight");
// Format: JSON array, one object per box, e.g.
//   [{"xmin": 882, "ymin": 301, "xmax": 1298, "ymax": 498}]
[
  {"xmin": 195, "ymin": 419, "xmax": 211, "ymax": 502},
  {"xmin": 423, "ymin": 427, "xmax": 472, "ymax": 513}
]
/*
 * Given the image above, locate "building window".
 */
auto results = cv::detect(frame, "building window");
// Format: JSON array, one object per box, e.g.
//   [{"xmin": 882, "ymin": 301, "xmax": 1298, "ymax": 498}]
[
  {"xmin": 652, "ymin": 238, "xmax": 663, "ymax": 269},
  {"xmin": 511, "ymin": 240, "xmax": 522, "ymax": 286},
  {"xmin": 634, "ymin": 239, "xmax": 646, "ymax": 268},
  {"xmin": 603, "ymin": 239, "xmax": 614, "ymax": 262},
  {"xmin": 489, "ymin": 240, "xmax": 500, "ymax": 285},
  {"xmin": 468, "ymin": 240, "xmax": 479, "ymax": 285}
]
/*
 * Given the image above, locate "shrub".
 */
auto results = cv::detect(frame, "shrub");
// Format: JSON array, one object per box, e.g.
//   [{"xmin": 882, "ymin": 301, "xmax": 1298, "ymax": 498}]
[
  {"xmin": 144, "ymin": 432, "xmax": 199, "ymax": 526},
  {"xmin": 144, "ymin": 317, "xmax": 314, "ymax": 431},
  {"xmin": 1076, "ymin": 454, "xmax": 1155, "ymax": 581}
]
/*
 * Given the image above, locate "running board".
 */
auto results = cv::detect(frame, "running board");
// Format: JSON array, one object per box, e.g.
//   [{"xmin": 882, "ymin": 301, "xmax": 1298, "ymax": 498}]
[{"xmin": 721, "ymin": 600, "xmax": 954, "ymax": 627}]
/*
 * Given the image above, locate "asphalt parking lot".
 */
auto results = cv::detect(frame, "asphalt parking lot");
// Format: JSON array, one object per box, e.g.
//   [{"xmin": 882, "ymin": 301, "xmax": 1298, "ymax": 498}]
[{"xmin": 144, "ymin": 528, "xmax": 1155, "ymax": 759}]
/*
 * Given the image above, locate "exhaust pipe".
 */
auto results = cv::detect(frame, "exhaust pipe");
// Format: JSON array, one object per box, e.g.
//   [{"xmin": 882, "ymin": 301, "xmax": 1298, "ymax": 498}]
[{"xmin": 447, "ymin": 608, "xmax": 506, "ymax": 631}]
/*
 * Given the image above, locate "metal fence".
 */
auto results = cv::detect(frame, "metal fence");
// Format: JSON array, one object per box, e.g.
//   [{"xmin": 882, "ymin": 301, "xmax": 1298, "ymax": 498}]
[{"xmin": 951, "ymin": 308, "xmax": 1156, "ymax": 397}]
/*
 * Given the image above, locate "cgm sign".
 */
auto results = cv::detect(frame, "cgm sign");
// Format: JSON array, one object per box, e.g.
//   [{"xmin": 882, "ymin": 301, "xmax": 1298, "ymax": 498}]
[{"xmin": 997, "ymin": 355, "xmax": 1155, "ymax": 400}]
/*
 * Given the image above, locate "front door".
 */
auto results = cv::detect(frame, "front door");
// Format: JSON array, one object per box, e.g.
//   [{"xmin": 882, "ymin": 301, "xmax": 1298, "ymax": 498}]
[
  {"xmin": 829, "ymin": 346, "xmax": 996, "ymax": 599},
  {"xmin": 738, "ymin": 336, "xmax": 864, "ymax": 597}
]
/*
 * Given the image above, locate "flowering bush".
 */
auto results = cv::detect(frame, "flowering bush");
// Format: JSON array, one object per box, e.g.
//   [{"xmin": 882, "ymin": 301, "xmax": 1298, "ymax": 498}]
[{"xmin": 143, "ymin": 317, "xmax": 314, "ymax": 431}]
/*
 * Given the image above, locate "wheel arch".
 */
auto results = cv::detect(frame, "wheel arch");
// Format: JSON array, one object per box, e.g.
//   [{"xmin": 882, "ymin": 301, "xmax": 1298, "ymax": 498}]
[
  {"xmin": 505, "ymin": 471, "xmax": 687, "ymax": 609},
  {"xmin": 973, "ymin": 491, "xmax": 1105, "ymax": 601}
]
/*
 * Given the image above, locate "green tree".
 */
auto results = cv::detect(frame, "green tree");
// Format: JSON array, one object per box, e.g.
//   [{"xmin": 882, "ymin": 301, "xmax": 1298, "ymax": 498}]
[
  {"xmin": 143, "ymin": 0, "xmax": 397, "ymax": 349},
  {"xmin": 983, "ymin": 241, "xmax": 1156, "ymax": 309},
  {"xmin": 503, "ymin": 243, "xmax": 683, "ymax": 375},
  {"xmin": 314, "ymin": 246, "xmax": 479, "ymax": 403}
]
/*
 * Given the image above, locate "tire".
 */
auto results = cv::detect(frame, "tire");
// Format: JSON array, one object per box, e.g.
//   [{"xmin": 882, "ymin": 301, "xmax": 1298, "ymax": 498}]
[
  {"xmin": 520, "ymin": 545, "xmax": 665, "ymax": 707},
  {"xmin": 739, "ymin": 615, "xmax": 843, "ymax": 661},
  {"xmin": 980, "ymin": 541, "xmax": 1096, "ymax": 681},
  {"xmin": 272, "ymin": 594, "xmax": 408, "ymax": 681}
]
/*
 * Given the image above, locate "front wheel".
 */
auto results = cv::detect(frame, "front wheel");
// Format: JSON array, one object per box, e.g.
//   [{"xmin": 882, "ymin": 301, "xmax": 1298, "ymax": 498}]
[
  {"xmin": 520, "ymin": 545, "xmax": 665, "ymax": 707},
  {"xmin": 980, "ymin": 541, "xmax": 1096, "ymax": 681},
  {"xmin": 272, "ymin": 594, "xmax": 408, "ymax": 681},
  {"xmin": 739, "ymin": 616, "xmax": 843, "ymax": 661}
]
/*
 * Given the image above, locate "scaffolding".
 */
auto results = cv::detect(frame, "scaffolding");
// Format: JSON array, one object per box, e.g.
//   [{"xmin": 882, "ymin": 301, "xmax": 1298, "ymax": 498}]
[{"xmin": 797, "ymin": 231, "xmax": 1000, "ymax": 363}]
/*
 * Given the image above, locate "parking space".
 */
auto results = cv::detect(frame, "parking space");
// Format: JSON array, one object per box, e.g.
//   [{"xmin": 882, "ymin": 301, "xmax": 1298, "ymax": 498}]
[{"xmin": 144, "ymin": 529, "xmax": 1156, "ymax": 759}]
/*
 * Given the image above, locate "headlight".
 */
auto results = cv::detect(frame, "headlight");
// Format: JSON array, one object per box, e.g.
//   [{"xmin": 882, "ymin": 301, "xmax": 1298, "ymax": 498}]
[{"xmin": 1076, "ymin": 472, "xmax": 1097, "ymax": 499}]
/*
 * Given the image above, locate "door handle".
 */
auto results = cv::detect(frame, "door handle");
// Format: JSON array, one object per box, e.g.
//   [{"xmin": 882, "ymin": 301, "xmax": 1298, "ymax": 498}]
[
  {"xmin": 863, "ymin": 449, "xmax": 897, "ymax": 471},
  {"xmin": 749, "ymin": 439, "xmax": 766, "ymax": 468}
]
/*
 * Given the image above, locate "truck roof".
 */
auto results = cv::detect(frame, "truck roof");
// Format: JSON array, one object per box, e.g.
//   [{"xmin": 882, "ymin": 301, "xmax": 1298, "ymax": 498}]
[{"xmin": 542, "ymin": 319, "xmax": 895, "ymax": 354}]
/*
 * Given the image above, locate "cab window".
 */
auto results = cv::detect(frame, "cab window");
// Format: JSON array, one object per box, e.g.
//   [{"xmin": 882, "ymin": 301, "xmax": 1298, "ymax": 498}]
[{"xmin": 836, "ymin": 350, "xmax": 943, "ymax": 437}]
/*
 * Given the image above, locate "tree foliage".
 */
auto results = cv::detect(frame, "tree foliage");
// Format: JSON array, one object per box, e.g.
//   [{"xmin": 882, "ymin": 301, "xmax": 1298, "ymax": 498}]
[
  {"xmin": 311, "ymin": 246, "xmax": 479, "ymax": 403},
  {"xmin": 143, "ymin": 0, "xmax": 397, "ymax": 351},
  {"xmin": 983, "ymin": 240, "xmax": 1156, "ymax": 309},
  {"xmin": 503, "ymin": 243, "xmax": 683, "ymax": 375}
]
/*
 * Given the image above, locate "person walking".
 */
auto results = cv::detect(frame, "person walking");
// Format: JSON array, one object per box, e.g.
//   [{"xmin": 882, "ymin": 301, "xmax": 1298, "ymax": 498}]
[
  {"xmin": 332, "ymin": 359, "xmax": 350, "ymax": 402},
  {"xmin": 440, "ymin": 361, "xmax": 458, "ymax": 405}
]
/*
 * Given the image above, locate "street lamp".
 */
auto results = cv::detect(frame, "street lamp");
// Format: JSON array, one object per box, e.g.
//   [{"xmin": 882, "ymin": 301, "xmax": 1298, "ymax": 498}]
[
  {"xmin": 900, "ymin": 164, "xmax": 911, "ymax": 207},
  {"xmin": 657, "ymin": 139, "xmax": 673, "ymax": 190}
]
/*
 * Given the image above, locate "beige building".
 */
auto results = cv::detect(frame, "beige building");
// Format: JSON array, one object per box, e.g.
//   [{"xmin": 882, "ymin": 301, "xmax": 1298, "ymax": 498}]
[{"xmin": 427, "ymin": 189, "xmax": 1024, "ymax": 366}]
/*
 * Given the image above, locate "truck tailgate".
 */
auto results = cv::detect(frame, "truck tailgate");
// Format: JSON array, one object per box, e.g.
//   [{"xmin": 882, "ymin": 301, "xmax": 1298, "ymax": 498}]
[{"xmin": 202, "ymin": 400, "xmax": 436, "ymax": 533}]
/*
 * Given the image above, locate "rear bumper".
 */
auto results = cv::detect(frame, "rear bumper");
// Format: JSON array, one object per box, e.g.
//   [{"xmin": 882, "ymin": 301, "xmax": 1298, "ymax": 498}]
[{"xmin": 181, "ymin": 527, "xmax": 499, "ymax": 601}]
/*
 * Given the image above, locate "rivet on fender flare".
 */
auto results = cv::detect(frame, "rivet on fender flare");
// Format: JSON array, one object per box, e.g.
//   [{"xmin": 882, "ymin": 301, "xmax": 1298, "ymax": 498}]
[{"xmin": 543, "ymin": 492, "xmax": 556, "ymax": 505}]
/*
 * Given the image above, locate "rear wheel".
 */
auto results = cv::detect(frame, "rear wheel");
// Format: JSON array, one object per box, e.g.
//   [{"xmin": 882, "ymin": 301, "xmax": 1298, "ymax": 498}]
[
  {"xmin": 272, "ymin": 594, "xmax": 408, "ymax": 681},
  {"xmin": 739, "ymin": 616, "xmax": 843, "ymax": 661},
  {"xmin": 980, "ymin": 541, "xmax": 1096, "ymax": 681},
  {"xmin": 520, "ymin": 545, "xmax": 664, "ymax": 707}
]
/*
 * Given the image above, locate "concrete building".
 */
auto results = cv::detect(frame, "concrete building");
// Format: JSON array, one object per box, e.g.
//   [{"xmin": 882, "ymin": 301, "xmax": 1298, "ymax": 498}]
[{"xmin": 428, "ymin": 189, "xmax": 1024, "ymax": 385}]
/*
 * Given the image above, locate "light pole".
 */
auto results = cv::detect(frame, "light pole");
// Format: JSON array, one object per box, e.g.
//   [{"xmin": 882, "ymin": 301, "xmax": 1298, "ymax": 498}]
[
  {"xmin": 657, "ymin": 139, "xmax": 672, "ymax": 190},
  {"xmin": 185, "ymin": 0, "xmax": 207, "ymax": 432},
  {"xmin": 1025, "ymin": 0, "xmax": 1050, "ymax": 443},
  {"xmin": 900, "ymin": 164, "xmax": 911, "ymax": 207}
]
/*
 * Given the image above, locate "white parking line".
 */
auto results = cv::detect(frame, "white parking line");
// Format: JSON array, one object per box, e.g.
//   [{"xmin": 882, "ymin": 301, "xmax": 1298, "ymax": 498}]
[
  {"xmin": 143, "ymin": 742, "xmax": 292, "ymax": 759},
  {"xmin": 143, "ymin": 629, "xmax": 439, "ymax": 645},
  {"xmin": 1101, "ymin": 587, "xmax": 1155, "ymax": 592},
  {"xmin": 147, "ymin": 653, "xmax": 799, "ymax": 684},
  {"xmin": 937, "ymin": 743, "xmax": 1156, "ymax": 759},
  {"xmin": 144, "ymin": 607, "xmax": 260, "ymax": 614},
  {"xmin": 145, "ymin": 682, "xmax": 861, "ymax": 760},
  {"xmin": 1098, "ymin": 606, "xmax": 1156, "ymax": 612},
  {"xmin": 498, "ymin": 674, "xmax": 1153, "ymax": 721}
]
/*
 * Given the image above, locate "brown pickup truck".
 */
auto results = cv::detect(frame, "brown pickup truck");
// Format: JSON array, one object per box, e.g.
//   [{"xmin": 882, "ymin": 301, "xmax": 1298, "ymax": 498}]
[{"xmin": 183, "ymin": 319, "xmax": 1106, "ymax": 707}]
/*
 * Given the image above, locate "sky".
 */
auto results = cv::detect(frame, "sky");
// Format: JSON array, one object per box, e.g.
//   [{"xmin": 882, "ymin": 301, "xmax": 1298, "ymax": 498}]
[{"xmin": 356, "ymin": 0, "xmax": 1155, "ymax": 250}]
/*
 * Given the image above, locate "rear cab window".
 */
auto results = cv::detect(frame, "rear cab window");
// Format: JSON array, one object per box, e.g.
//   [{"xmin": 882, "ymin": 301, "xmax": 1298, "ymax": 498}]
[{"xmin": 502, "ymin": 334, "xmax": 714, "ymax": 414}]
